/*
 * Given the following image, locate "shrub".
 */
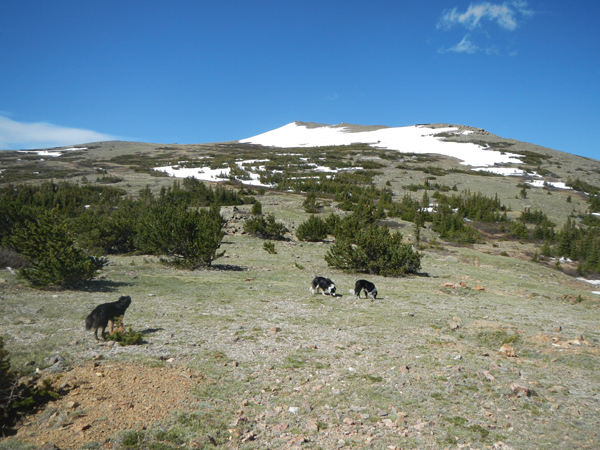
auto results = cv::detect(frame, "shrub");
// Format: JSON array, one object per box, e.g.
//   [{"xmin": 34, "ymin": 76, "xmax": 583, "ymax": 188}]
[
  {"xmin": 243, "ymin": 213, "xmax": 287, "ymax": 240},
  {"xmin": 8, "ymin": 211, "xmax": 108, "ymax": 288},
  {"xmin": 105, "ymin": 317, "xmax": 143, "ymax": 346},
  {"xmin": 0, "ymin": 336, "xmax": 16, "ymax": 424},
  {"xmin": 302, "ymin": 192, "xmax": 319, "ymax": 213},
  {"xmin": 251, "ymin": 201, "xmax": 262, "ymax": 215},
  {"xmin": 1, "ymin": 340, "xmax": 60, "ymax": 434},
  {"xmin": 136, "ymin": 203, "xmax": 225, "ymax": 268},
  {"xmin": 325, "ymin": 223, "xmax": 421, "ymax": 276},
  {"xmin": 296, "ymin": 215, "xmax": 328, "ymax": 242},
  {"xmin": 263, "ymin": 241, "xmax": 276, "ymax": 254},
  {"xmin": 509, "ymin": 222, "xmax": 530, "ymax": 240}
]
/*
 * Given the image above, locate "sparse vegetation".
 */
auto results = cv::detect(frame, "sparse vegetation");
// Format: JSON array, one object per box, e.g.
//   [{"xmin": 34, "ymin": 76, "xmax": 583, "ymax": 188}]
[{"xmin": 0, "ymin": 136, "xmax": 599, "ymax": 449}]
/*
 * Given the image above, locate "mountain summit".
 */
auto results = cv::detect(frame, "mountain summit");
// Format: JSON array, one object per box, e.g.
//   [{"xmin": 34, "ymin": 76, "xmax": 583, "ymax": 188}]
[{"xmin": 239, "ymin": 121, "xmax": 521, "ymax": 167}]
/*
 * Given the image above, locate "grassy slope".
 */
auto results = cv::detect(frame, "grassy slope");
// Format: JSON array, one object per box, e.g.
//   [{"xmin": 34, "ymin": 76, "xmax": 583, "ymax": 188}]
[{"xmin": 1, "ymin": 130, "xmax": 600, "ymax": 448}]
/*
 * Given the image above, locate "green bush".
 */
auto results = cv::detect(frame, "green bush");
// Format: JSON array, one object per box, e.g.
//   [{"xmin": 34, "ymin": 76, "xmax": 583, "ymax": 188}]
[
  {"xmin": 263, "ymin": 241, "xmax": 276, "ymax": 254},
  {"xmin": 9, "ymin": 210, "xmax": 108, "ymax": 288},
  {"xmin": 325, "ymin": 223, "xmax": 421, "ymax": 276},
  {"xmin": 0, "ymin": 336, "xmax": 16, "ymax": 424},
  {"xmin": 296, "ymin": 215, "xmax": 329, "ymax": 241},
  {"xmin": 135, "ymin": 203, "xmax": 225, "ymax": 268},
  {"xmin": 509, "ymin": 221, "xmax": 530, "ymax": 240},
  {"xmin": 251, "ymin": 201, "xmax": 262, "ymax": 215},
  {"xmin": 243, "ymin": 213, "xmax": 287, "ymax": 240},
  {"xmin": 302, "ymin": 192, "xmax": 319, "ymax": 213}
]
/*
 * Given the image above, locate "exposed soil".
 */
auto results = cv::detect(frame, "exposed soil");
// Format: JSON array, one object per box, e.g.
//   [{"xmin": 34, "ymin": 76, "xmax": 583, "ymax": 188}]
[{"xmin": 13, "ymin": 361, "xmax": 202, "ymax": 449}]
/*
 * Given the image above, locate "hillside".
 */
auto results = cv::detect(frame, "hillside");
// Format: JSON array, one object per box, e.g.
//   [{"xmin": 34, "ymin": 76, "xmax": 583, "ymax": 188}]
[{"xmin": 1, "ymin": 122, "xmax": 600, "ymax": 449}]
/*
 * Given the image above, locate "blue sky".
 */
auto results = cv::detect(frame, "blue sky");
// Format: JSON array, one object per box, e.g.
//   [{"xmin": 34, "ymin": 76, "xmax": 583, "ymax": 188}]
[{"xmin": 1, "ymin": 0, "xmax": 598, "ymax": 159}]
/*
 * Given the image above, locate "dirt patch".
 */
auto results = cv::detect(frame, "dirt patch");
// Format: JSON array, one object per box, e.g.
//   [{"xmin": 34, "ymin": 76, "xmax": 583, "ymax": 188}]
[{"xmin": 13, "ymin": 361, "xmax": 203, "ymax": 449}]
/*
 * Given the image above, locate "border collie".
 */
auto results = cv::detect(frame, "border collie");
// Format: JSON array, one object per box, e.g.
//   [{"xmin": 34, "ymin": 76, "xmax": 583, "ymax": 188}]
[
  {"xmin": 310, "ymin": 276, "xmax": 337, "ymax": 296},
  {"xmin": 349, "ymin": 279, "xmax": 378, "ymax": 300},
  {"xmin": 85, "ymin": 295, "xmax": 132, "ymax": 340}
]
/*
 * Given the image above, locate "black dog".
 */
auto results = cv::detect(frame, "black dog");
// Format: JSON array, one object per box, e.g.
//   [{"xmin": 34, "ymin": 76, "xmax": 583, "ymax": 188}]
[
  {"xmin": 85, "ymin": 295, "xmax": 132, "ymax": 340},
  {"xmin": 310, "ymin": 276, "xmax": 337, "ymax": 296},
  {"xmin": 350, "ymin": 279, "xmax": 377, "ymax": 300}
]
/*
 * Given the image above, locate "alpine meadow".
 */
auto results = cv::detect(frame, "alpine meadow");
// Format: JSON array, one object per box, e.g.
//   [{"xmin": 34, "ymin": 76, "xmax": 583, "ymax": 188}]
[{"xmin": 1, "ymin": 122, "xmax": 600, "ymax": 449}]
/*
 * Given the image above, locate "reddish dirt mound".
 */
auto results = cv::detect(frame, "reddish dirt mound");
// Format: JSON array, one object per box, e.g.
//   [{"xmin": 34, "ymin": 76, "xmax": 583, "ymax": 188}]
[{"xmin": 13, "ymin": 361, "xmax": 203, "ymax": 449}]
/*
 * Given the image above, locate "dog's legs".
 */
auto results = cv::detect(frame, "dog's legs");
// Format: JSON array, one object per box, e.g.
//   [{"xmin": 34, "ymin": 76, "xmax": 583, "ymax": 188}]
[
  {"xmin": 108, "ymin": 319, "xmax": 115, "ymax": 334},
  {"xmin": 93, "ymin": 327, "xmax": 100, "ymax": 341}
]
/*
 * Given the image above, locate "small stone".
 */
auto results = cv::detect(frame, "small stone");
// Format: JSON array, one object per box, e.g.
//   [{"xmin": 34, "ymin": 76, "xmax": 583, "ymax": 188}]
[
  {"xmin": 66, "ymin": 401, "xmax": 80, "ymax": 409},
  {"xmin": 473, "ymin": 285, "xmax": 485, "ymax": 291},
  {"xmin": 554, "ymin": 325, "xmax": 562, "ymax": 332},
  {"xmin": 382, "ymin": 418, "xmax": 396, "ymax": 428},
  {"xmin": 507, "ymin": 382, "xmax": 536, "ymax": 397},
  {"xmin": 268, "ymin": 326, "xmax": 281, "ymax": 336},
  {"xmin": 288, "ymin": 406, "xmax": 299, "ymax": 414},
  {"xmin": 343, "ymin": 417, "xmax": 355, "ymax": 425},
  {"xmin": 77, "ymin": 423, "xmax": 92, "ymax": 432},
  {"xmin": 478, "ymin": 370, "xmax": 496, "ymax": 382},
  {"xmin": 272, "ymin": 423, "xmax": 288, "ymax": 432},
  {"xmin": 448, "ymin": 321, "xmax": 460, "ymax": 330},
  {"xmin": 306, "ymin": 421, "xmax": 319, "ymax": 431},
  {"xmin": 498, "ymin": 344, "xmax": 517, "ymax": 357}
]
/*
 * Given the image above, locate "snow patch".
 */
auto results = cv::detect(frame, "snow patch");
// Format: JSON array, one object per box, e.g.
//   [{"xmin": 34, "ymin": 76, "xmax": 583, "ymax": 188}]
[
  {"xmin": 240, "ymin": 123, "xmax": 523, "ymax": 167},
  {"xmin": 17, "ymin": 147, "xmax": 87, "ymax": 158},
  {"xmin": 526, "ymin": 180, "xmax": 572, "ymax": 190}
]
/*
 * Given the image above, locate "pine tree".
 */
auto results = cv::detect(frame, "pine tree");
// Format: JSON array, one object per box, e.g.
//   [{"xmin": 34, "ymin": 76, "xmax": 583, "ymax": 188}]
[
  {"xmin": 9, "ymin": 210, "xmax": 107, "ymax": 288},
  {"xmin": 296, "ymin": 215, "xmax": 328, "ymax": 242},
  {"xmin": 325, "ymin": 223, "xmax": 421, "ymax": 276}
]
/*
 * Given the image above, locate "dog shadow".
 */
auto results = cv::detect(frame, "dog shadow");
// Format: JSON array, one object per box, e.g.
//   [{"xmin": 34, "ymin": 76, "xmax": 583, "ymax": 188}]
[
  {"xmin": 139, "ymin": 327, "xmax": 164, "ymax": 335},
  {"xmin": 210, "ymin": 264, "xmax": 246, "ymax": 272},
  {"xmin": 78, "ymin": 280, "xmax": 133, "ymax": 293}
]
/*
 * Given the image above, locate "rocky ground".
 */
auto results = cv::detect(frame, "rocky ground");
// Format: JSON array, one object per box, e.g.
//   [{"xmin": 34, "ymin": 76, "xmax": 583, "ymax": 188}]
[{"xmin": 1, "ymin": 200, "xmax": 600, "ymax": 450}]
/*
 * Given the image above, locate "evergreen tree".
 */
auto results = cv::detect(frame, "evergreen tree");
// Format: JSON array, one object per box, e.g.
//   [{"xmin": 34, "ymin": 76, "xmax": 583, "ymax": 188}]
[
  {"xmin": 243, "ymin": 213, "xmax": 288, "ymax": 240},
  {"xmin": 135, "ymin": 203, "xmax": 225, "ymax": 268},
  {"xmin": 0, "ymin": 336, "xmax": 16, "ymax": 421},
  {"xmin": 302, "ymin": 192, "xmax": 319, "ymax": 213},
  {"xmin": 9, "ymin": 210, "xmax": 107, "ymax": 288},
  {"xmin": 296, "ymin": 215, "xmax": 328, "ymax": 242},
  {"xmin": 252, "ymin": 201, "xmax": 263, "ymax": 215},
  {"xmin": 325, "ymin": 223, "xmax": 421, "ymax": 276}
]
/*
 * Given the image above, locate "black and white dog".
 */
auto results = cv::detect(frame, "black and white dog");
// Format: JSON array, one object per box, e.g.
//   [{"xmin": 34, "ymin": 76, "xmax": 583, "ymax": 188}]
[
  {"xmin": 310, "ymin": 276, "xmax": 337, "ymax": 296},
  {"xmin": 350, "ymin": 279, "xmax": 378, "ymax": 300}
]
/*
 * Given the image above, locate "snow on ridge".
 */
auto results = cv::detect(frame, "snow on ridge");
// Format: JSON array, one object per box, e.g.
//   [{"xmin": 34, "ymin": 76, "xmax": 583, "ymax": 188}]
[
  {"xmin": 239, "ymin": 122, "xmax": 523, "ymax": 167},
  {"xmin": 17, "ymin": 147, "xmax": 88, "ymax": 158}
]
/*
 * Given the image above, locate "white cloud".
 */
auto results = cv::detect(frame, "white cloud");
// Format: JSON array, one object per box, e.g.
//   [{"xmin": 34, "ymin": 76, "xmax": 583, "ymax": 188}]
[
  {"xmin": 0, "ymin": 115, "xmax": 114, "ymax": 150},
  {"xmin": 437, "ymin": 2, "xmax": 533, "ymax": 55},
  {"xmin": 445, "ymin": 34, "xmax": 479, "ymax": 53},
  {"xmin": 438, "ymin": 1, "xmax": 532, "ymax": 31}
]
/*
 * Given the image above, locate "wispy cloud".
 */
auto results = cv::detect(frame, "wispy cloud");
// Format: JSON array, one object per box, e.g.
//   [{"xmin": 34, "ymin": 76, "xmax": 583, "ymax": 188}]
[
  {"xmin": 0, "ymin": 116, "xmax": 114, "ymax": 150},
  {"xmin": 438, "ymin": 1, "xmax": 532, "ymax": 31},
  {"xmin": 444, "ymin": 34, "xmax": 479, "ymax": 54},
  {"xmin": 437, "ymin": 1, "xmax": 533, "ymax": 54}
]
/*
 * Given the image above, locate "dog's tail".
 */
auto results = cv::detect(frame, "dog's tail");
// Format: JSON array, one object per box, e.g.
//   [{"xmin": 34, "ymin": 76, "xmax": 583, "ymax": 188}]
[{"xmin": 85, "ymin": 314, "xmax": 93, "ymax": 330}]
